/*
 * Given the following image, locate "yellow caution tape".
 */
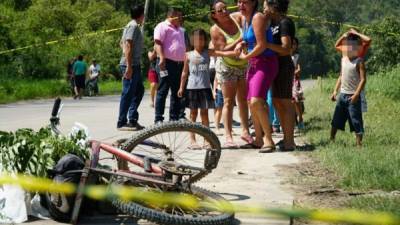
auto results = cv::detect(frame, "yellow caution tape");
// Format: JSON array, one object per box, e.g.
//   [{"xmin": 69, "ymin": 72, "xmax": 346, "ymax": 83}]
[
  {"xmin": 0, "ymin": 174, "xmax": 399, "ymax": 225},
  {"xmin": 0, "ymin": 5, "xmax": 399, "ymax": 56}
]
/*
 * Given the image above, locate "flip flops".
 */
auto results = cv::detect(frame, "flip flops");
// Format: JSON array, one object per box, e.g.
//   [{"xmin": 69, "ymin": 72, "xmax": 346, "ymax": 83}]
[
  {"xmin": 222, "ymin": 141, "xmax": 240, "ymax": 149},
  {"xmin": 240, "ymin": 143, "xmax": 262, "ymax": 149},
  {"xmin": 259, "ymin": 145, "xmax": 276, "ymax": 153},
  {"xmin": 241, "ymin": 135, "xmax": 254, "ymax": 145}
]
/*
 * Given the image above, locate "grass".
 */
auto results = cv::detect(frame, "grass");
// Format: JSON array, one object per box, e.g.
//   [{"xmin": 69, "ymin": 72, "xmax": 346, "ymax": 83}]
[
  {"xmin": 0, "ymin": 78, "xmax": 151, "ymax": 104},
  {"xmin": 0, "ymin": 78, "xmax": 157, "ymax": 104},
  {"xmin": 303, "ymin": 65, "xmax": 400, "ymax": 215}
]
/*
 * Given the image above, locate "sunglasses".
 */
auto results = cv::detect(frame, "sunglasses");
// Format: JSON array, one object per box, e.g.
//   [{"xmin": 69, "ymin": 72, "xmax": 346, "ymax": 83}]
[{"xmin": 213, "ymin": 7, "xmax": 227, "ymax": 14}]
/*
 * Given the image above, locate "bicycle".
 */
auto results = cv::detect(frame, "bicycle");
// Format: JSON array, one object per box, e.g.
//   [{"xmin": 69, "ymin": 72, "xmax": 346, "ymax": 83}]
[{"xmin": 45, "ymin": 98, "xmax": 234, "ymax": 225}]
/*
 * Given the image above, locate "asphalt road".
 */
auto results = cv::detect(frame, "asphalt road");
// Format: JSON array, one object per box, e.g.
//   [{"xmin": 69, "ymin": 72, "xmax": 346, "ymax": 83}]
[{"xmin": 0, "ymin": 79, "xmax": 315, "ymax": 225}]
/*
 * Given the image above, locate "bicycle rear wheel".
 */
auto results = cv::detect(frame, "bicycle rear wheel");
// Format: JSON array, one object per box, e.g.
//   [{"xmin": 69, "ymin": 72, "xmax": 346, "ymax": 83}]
[
  {"xmin": 120, "ymin": 121, "xmax": 221, "ymax": 183},
  {"xmin": 109, "ymin": 175, "xmax": 234, "ymax": 225}
]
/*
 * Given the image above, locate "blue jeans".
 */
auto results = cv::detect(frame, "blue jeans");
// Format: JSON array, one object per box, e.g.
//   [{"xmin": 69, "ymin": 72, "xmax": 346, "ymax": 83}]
[
  {"xmin": 117, "ymin": 65, "xmax": 144, "ymax": 127},
  {"xmin": 267, "ymin": 89, "xmax": 280, "ymax": 127},
  {"xmin": 155, "ymin": 59, "xmax": 184, "ymax": 122},
  {"xmin": 331, "ymin": 93, "xmax": 364, "ymax": 134}
]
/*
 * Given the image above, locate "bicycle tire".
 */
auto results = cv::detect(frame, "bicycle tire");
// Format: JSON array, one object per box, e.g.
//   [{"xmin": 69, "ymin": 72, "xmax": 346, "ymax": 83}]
[
  {"xmin": 121, "ymin": 121, "xmax": 221, "ymax": 183},
  {"xmin": 110, "ymin": 181, "xmax": 234, "ymax": 225}
]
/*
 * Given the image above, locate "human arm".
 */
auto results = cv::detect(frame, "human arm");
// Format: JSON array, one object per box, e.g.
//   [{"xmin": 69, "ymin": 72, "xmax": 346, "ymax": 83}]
[
  {"xmin": 210, "ymin": 25, "xmax": 241, "ymax": 52},
  {"xmin": 295, "ymin": 63, "xmax": 301, "ymax": 79},
  {"xmin": 349, "ymin": 28, "xmax": 372, "ymax": 57},
  {"xmin": 335, "ymin": 32, "xmax": 349, "ymax": 52},
  {"xmin": 350, "ymin": 61, "xmax": 367, "ymax": 104},
  {"xmin": 265, "ymin": 18, "xmax": 293, "ymax": 56},
  {"xmin": 154, "ymin": 23, "xmax": 166, "ymax": 70},
  {"xmin": 177, "ymin": 54, "xmax": 189, "ymax": 98},
  {"xmin": 239, "ymin": 13, "xmax": 268, "ymax": 60},
  {"xmin": 123, "ymin": 40, "xmax": 134, "ymax": 79},
  {"xmin": 213, "ymin": 77, "xmax": 219, "ymax": 99},
  {"xmin": 148, "ymin": 49, "xmax": 157, "ymax": 61},
  {"xmin": 208, "ymin": 49, "xmax": 240, "ymax": 57},
  {"xmin": 331, "ymin": 74, "xmax": 342, "ymax": 101}
]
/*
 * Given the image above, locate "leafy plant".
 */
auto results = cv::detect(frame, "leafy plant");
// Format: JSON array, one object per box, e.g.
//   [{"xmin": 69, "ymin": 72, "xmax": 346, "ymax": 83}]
[{"xmin": 0, "ymin": 127, "xmax": 89, "ymax": 177}]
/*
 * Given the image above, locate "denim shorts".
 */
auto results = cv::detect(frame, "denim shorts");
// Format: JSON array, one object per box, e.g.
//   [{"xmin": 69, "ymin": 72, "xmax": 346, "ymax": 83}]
[
  {"xmin": 331, "ymin": 93, "xmax": 364, "ymax": 134},
  {"xmin": 215, "ymin": 89, "xmax": 224, "ymax": 108}
]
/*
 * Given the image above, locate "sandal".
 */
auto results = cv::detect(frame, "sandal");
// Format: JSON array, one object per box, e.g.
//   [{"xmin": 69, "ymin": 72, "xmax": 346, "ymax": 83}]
[
  {"xmin": 240, "ymin": 143, "xmax": 262, "ymax": 149},
  {"xmin": 241, "ymin": 135, "xmax": 254, "ymax": 145},
  {"xmin": 222, "ymin": 141, "xmax": 240, "ymax": 149},
  {"xmin": 277, "ymin": 146, "xmax": 296, "ymax": 152},
  {"xmin": 259, "ymin": 145, "xmax": 276, "ymax": 153}
]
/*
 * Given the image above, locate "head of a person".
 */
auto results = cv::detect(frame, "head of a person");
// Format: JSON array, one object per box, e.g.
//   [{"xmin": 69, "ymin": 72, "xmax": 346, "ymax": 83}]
[
  {"xmin": 344, "ymin": 33, "xmax": 361, "ymax": 56},
  {"xmin": 167, "ymin": 6, "xmax": 183, "ymax": 27},
  {"xmin": 210, "ymin": 0, "xmax": 229, "ymax": 24},
  {"xmin": 78, "ymin": 55, "xmax": 83, "ymax": 61},
  {"xmin": 237, "ymin": 0, "xmax": 259, "ymax": 17},
  {"xmin": 264, "ymin": 0, "xmax": 290, "ymax": 18},
  {"xmin": 92, "ymin": 59, "xmax": 97, "ymax": 65},
  {"xmin": 130, "ymin": 5, "xmax": 145, "ymax": 24},
  {"xmin": 191, "ymin": 29, "xmax": 208, "ymax": 51}
]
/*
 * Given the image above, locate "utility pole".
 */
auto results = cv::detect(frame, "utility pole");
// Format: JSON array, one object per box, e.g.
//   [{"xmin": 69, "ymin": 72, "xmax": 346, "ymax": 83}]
[{"xmin": 141, "ymin": 0, "xmax": 150, "ymax": 33}]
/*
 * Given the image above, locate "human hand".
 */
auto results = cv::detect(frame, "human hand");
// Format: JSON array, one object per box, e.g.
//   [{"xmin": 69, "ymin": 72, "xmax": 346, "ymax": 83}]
[
  {"xmin": 349, "ymin": 28, "xmax": 358, "ymax": 34},
  {"xmin": 177, "ymin": 88, "xmax": 184, "ymax": 98},
  {"xmin": 239, "ymin": 52, "xmax": 247, "ymax": 60},
  {"xmin": 234, "ymin": 41, "xmax": 244, "ymax": 53},
  {"xmin": 124, "ymin": 67, "xmax": 132, "ymax": 80},
  {"xmin": 330, "ymin": 92, "xmax": 337, "ymax": 102},
  {"xmin": 212, "ymin": 90, "xmax": 217, "ymax": 100},
  {"xmin": 159, "ymin": 57, "xmax": 166, "ymax": 71},
  {"xmin": 350, "ymin": 94, "xmax": 359, "ymax": 104}
]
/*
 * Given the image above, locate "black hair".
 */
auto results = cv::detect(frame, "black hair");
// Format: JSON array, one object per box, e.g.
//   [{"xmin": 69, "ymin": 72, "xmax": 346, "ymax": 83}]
[
  {"xmin": 191, "ymin": 29, "xmax": 208, "ymax": 50},
  {"xmin": 210, "ymin": 0, "xmax": 225, "ymax": 22},
  {"xmin": 130, "ymin": 4, "xmax": 144, "ymax": 19},
  {"xmin": 293, "ymin": 37, "xmax": 299, "ymax": 45},
  {"xmin": 251, "ymin": 0, "xmax": 259, "ymax": 14},
  {"xmin": 78, "ymin": 55, "xmax": 83, "ymax": 61},
  {"xmin": 167, "ymin": 6, "xmax": 183, "ymax": 17},
  {"xmin": 266, "ymin": 0, "xmax": 290, "ymax": 14},
  {"xmin": 346, "ymin": 33, "xmax": 362, "ymax": 44}
]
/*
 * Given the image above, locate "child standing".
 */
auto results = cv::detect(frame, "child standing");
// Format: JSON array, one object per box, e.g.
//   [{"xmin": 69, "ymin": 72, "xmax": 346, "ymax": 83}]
[
  {"xmin": 291, "ymin": 37, "xmax": 305, "ymax": 130},
  {"xmin": 330, "ymin": 29, "xmax": 371, "ymax": 147},
  {"xmin": 213, "ymin": 76, "xmax": 224, "ymax": 135},
  {"xmin": 178, "ymin": 29, "xmax": 239, "ymax": 148},
  {"xmin": 147, "ymin": 48, "xmax": 158, "ymax": 108}
]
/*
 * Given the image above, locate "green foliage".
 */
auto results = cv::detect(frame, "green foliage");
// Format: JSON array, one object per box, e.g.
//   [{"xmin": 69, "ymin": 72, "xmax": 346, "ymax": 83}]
[
  {"xmin": 290, "ymin": 0, "xmax": 400, "ymax": 77},
  {"xmin": 0, "ymin": 79, "xmax": 70, "ymax": 104},
  {"xmin": 1, "ymin": 0, "xmax": 400, "ymax": 83},
  {"xmin": 364, "ymin": 17, "xmax": 400, "ymax": 74},
  {"xmin": 0, "ymin": 78, "xmax": 122, "ymax": 104},
  {"xmin": 0, "ymin": 127, "xmax": 89, "ymax": 177}
]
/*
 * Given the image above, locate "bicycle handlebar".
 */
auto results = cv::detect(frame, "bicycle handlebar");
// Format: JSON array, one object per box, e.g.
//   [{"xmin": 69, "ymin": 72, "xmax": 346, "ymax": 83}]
[
  {"xmin": 50, "ymin": 98, "xmax": 62, "ymax": 135},
  {"xmin": 51, "ymin": 98, "xmax": 61, "ymax": 117}
]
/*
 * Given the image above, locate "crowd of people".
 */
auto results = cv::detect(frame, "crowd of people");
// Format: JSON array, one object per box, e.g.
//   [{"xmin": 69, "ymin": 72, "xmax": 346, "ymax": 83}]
[
  {"xmin": 67, "ymin": 56, "xmax": 101, "ymax": 99},
  {"xmin": 116, "ymin": 0, "xmax": 371, "ymax": 148}
]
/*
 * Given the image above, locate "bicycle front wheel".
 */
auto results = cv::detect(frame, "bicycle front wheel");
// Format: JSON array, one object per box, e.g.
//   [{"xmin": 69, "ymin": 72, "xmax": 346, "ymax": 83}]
[
  {"xmin": 110, "ymin": 176, "xmax": 234, "ymax": 225},
  {"xmin": 120, "ymin": 121, "xmax": 221, "ymax": 183}
]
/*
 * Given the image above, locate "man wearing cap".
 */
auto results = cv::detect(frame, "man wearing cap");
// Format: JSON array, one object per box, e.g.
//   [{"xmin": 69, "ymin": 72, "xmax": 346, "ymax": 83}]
[{"xmin": 153, "ymin": 6, "xmax": 186, "ymax": 123}]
